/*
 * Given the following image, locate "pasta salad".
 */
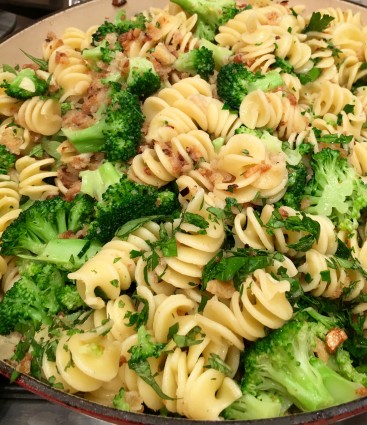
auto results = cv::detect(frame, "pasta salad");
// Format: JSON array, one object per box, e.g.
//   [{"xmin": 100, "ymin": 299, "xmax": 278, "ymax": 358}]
[{"xmin": 1, "ymin": 0, "xmax": 367, "ymax": 420}]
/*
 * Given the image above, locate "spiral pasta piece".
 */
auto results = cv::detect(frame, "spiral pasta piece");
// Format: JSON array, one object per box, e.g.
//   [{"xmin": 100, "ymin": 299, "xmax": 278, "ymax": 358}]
[
  {"xmin": 338, "ymin": 56, "xmax": 367, "ymax": 90},
  {"xmin": 239, "ymin": 90, "xmax": 308, "ymax": 138},
  {"xmin": 69, "ymin": 240, "xmax": 137, "ymax": 309},
  {"xmin": 1, "ymin": 256, "xmax": 20, "ymax": 294},
  {"xmin": 275, "ymin": 30, "xmax": 313, "ymax": 73},
  {"xmin": 331, "ymin": 23, "xmax": 365, "ymax": 59},
  {"xmin": 317, "ymin": 7, "xmax": 362, "ymax": 27},
  {"xmin": 203, "ymin": 269, "xmax": 293, "ymax": 341},
  {"xmin": 61, "ymin": 25, "xmax": 98, "ymax": 50},
  {"xmin": 213, "ymin": 133, "xmax": 288, "ymax": 204},
  {"xmin": 0, "ymin": 176, "xmax": 21, "ymax": 234},
  {"xmin": 311, "ymin": 100, "xmax": 366, "ymax": 140},
  {"xmin": 143, "ymin": 76, "xmax": 212, "ymax": 122},
  {"xmin": 136, "ymin": 189, "xmax": 225, "ymax": 293},
  {"xmin": 161, "ymin": 349, "xmax": 241, "ymax": 420},
  {"xmin": 48, "ymin": 45, "xmax": 92, "ymax": 101},
  {"xmin": 215, "ymin": 5, "xmax": 291, "ymax": 48},
  {"xmin": 149, "ymin": 10, "xmax": 199, "ymax": 53},
  {"xmin": 70, "ymin": 222, "xmax": 160, "ymax": 309},
  {"xmin": 0, "ymin": 118, "xmax": 33, "ymax": 155},
  {"xmin": 233, "ymin": 204, "xmax": 338, "ymax": 257},
  {"xmin": 300, "ymin": 80, "xmax": 359, "ymax": 116},
  {"xmin": 128, "ymin": 130, "xmax": 216, "ymax": 187},
  {"xmin": 298, "ymin": 249, "xmax": 366, "ymax": 301},
  {"xmin": 55, "ymin": 322, "xmax": 120, "ymax": 392},
  {"xmin": 349, "ymin": 140, "xmax": 367, "ymax": 176},
  {"xmin": 15, "ymin": 96, "xmax": 62, "ymax": 136},
  {"xmin": 15, "ymin": 156, "xmax": 59, "ymax": 200}
]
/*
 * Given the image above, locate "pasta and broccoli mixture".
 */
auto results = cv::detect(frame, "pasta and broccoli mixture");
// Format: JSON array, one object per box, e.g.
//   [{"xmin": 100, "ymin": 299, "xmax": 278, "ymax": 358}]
[{"xmin": 2, "ymin": 0, "xmax": 367, "ymax": 420}]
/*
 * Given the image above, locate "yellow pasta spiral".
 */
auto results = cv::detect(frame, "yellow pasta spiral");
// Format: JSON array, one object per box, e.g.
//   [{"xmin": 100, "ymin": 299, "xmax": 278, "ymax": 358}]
[
  {"xmin": 203, "ymin": 269, "xmax": 293, "ymax": 341},
  {"xmin": 0, "ymin": 176, "xmax": 21, "ymax": 234},
  {"xmin": 300, "ymin": 80, "xmax": 359, "ymax": 116},
  {"xmin": 233, "ymin": 205, "xmax": 338, "ymax": 257},
  {"xmin": 69, "ymin": 223, "xmax": 160, "ymax": 309},
  {"xmin": 48, "ymin": 45, "xmax": 92, "ymax": 101},
  {"xmin": 143, "ymin": 76, "xmax": 212, "ymax": 122},
  {"xmin": 61, "ymin": 25, "xmax": 99, "ymax": 51},
  {"xmin": 0, "ymin": 118, "xmax": 33, "ymax": 155},
  {"xmin": 316, "ymin": 7, "xmax": 362, "ymax": 27},
  {"xmin": 239, "ymin": 90, "xmax": 308, "ymax": 139},
  {"xmin": 15, "ymin": 156, "xmax": 59, "ymax": 200},
  {"xmin": 213, "ymin": 133, "xmax": 288, "ymax": 204},
  {"xmin": 298, "ymin": 249, "xmax": 366, "ymax": 301},
  {"xmin": 136, "ymin": 189, "xmax": 225, "ymax": 293},
  {"xmin": 54, "ymin": 322, "xmax": 120, "ymax": 392},
  {"xmin": 128, "ymin": 130, "xmax": 216, "ymax": 187},
  {"xmin": 15, "ymin": 96, "xmax": 62, "ymax": 136},
  {"xmin": 161, "ymin": 348, "xmax": 241, "ymax": 420},
  {"xmin": 1, "ymin": 256, "xmax": 20, "ymax": 294}
]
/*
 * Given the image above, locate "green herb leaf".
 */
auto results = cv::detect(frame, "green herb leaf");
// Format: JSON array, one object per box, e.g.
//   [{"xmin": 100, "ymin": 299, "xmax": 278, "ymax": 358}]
[
  {"xmin": 298, "ymin": 67, "xmax": 321, "ymax": 85},
  {"xmin": 116, "ymin": 215, "xmax": 164, "ymax": 238},
  {"xmin": 206, "ymin": 353, "xmax": 232, "ymax": 377},
  {"xmin": 303, "ymin": 12, "xmax": 334, "ymax": 33},
  {"xmin": 20, "ymin": 49, "xmax": 48, "ymax": 71}
]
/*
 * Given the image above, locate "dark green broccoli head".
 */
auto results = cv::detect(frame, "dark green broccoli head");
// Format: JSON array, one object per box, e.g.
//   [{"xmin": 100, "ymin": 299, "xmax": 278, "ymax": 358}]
[
  {"xmin": 56, "ymin": 284, "xmax": 85, "ymax": 312},
  {"xmin": 232, "ymin": 311, "xmax": 364, "ymax": 416},
  {"xmin": 127, "ymin": 57, "xmax": 161, "ymax": 99},
  {"xmin": 303, "ymin": 148, "xmax": 367, "ymax": 231},
  {"xmin": 174, "ymin": 47, "xmax": 215, "ymax": 81},
  {"xmin": 217, "ymin": 63, "xmax": 284, "ymax": 109},
  {"xmin": 0, "ymin": 69, "xmax": 48, "ymax": 100},
  {"xmin": 0, "ymin": 262, "xmax": 66, "ymax": 335},
  {"xmin": 92, "ymin": 13, "xmax": 146, "ymax": 44},
  {"xmin": 88, "ymin": 175, "xmax": 180, "ymax": 243},
  {"xmin": 67, "ymin": 193, "xmax": 96, "ymax": 233},
  {"xmin": 62, "ymin": 89, "xmax": 145, "ymax": 162},
  {"xmin": 2, "ymin": 195, "xmax": 95, "ymax": 260},
  {"xmin": 82, "ymin": 40, "xmax": 122, "ymax": 66},
  {"xmin": 171, "ymin": 0, "xmax": 238, "ymax": 41},
  {"xmin": 104, "ymin": 90, "xmax": 145, "ymax": 161},
  {"xmin": 0, "ymin": 144, "xmax": 16, "ymax": 174},
  {"xmin": 277, "ymin": 163, "xmax": 308, "ymax": 210}
]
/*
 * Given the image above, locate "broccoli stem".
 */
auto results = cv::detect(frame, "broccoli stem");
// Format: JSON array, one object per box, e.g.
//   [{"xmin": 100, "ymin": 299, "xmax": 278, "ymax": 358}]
[
  {"xmin": 18, "ymin": 239, "xmax": 101, "ymax": 271},
  {"xmin": 62, "ymin": 120, "xmax": 107, "ymax": 153},
  {"xmin": 247, "ymin": 71, "xmax": 284, "ymax": 93},
  {"xmin": 310, "ymin": 357, "xmax": 363, "ymax": 405}
]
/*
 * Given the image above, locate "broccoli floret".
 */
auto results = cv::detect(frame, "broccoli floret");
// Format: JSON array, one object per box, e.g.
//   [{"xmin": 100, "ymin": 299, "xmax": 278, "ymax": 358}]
[
  {"xmin": 199, "ymin": 39, "xmax": 232, "ymax": 69},
  {"xmin": 174, "ymin": 47, "xmax": 215, "ymax": 81},
  {"xmin": 1, "ymin": 194, "xmax": 101, "ymax": 270},
  {"xmin": 303, "ymin": 148, "xmax": 367, "ymax": 231},
  {"xmin": 80, "ymin": 161, "xmax": 122, "ymax": 202},
  {"xmin": 223, "ymin": 392, "xmax": 289, "ymax": 420},
  {"xmin": 278, "ymin": 163, "xmax": 308, "ymax": 210},
  {"xmin": 0, "ymin": 262, "xmax": 70, "ymax": 335},
  {"xmin": 88, "ymin": 175, "xmax": 180, "ymax": 243},
  {"xmin": 223, "ymin": 311, "xmax": 365, "ymax": 420},
  {"xmin": 217, "ymin": 63, "xmax": 284, "ymax": 110},
  {"xmin": 113, "ymin": 388, "xmax": 130, "ymax": 411},
  {"xmin": 0, "ymin": 69, "xmax": 48, "ymax": 100},
  {"xmin": 126, "ymin": 57, "xmax": 161, "ymax": 99},
  {"xmin": 171, "ymin": 0, "xmax": 239, "ymax": 41},
  {"xmin": 56, "ymin": 284, "xmax": 85, "ymax": 312},
  {"xmin": 92, "ymin": 12, "xmax": 146, "ymax": 44},
  {"xmin": 0, "ymin": 144, "xmax": 16, "ymax": 174},
  {"xmin": 82, "ymin": 40, "xmax": 122, "ymax": 66},
  {"xmin": 62, "ymin": 89, "xmax": 144, "ymax": 162},
  {"xmin": 127, "ymin": 326, "xmax": 168, "ymax": 399}
]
